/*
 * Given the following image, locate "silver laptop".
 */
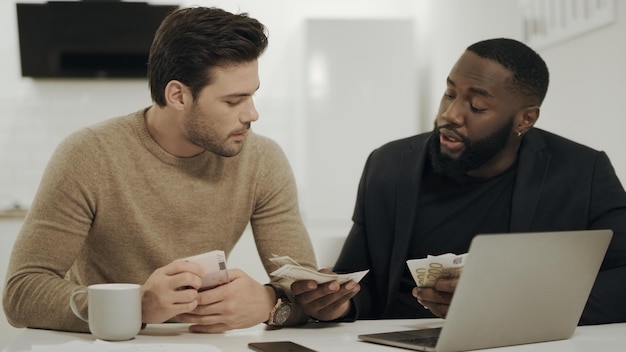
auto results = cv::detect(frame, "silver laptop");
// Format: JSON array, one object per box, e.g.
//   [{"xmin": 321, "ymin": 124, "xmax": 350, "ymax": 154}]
[{"xmin": 358, "ymin": 230, "xmax": 613, "ymax": 352}]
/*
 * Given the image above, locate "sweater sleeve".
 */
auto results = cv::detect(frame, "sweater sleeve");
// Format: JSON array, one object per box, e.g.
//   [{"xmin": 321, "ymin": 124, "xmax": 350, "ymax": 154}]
[
  {"xmin": 248, "ymin": 136, "xmax": 317, "ymax": 325},
  {"xmin": 3, "ymin": 128, "xmax": 100, "ymax": 332}
]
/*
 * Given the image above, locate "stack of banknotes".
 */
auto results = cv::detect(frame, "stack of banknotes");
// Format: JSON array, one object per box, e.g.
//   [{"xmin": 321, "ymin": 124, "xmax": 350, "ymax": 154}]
[
  {"xmin": 180, "ymin": 250, "xmax": 229, "ymax": 291},
  {"xmin": 269, "ymin": 255, "xmax": 369, "ymax": 284},
  {"xmin": 406, "ymin": 253, "xmax": 468, "ymax": 288}
]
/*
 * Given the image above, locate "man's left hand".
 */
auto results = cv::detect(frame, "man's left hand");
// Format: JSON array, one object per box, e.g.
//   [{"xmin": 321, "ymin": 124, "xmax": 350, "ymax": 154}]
[
  {"xmin": 175, "ymin": 268, "xmax": 274, "ymax": 333},
  {"xmin": 413, "ymin": 277, "xmax": 458, "ymax": 318}
]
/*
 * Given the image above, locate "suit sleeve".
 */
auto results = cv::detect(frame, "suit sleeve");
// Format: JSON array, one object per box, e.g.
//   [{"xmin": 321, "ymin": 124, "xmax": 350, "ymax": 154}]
[
  {"xmin": 580, "ymin": 151, "xmax": 626, "ymax": 324},
  {"xmin": 333, "ymin": 152, "xmax": 377, "ymax": 319}
]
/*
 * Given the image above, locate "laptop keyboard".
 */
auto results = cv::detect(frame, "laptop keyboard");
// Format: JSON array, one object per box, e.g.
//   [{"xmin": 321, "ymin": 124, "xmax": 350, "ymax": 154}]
[
  {"xmin": 399, "ymin": 336, "xmax": 439, "ymax": 347},
  {"xmin": 359, "ymin": 327, "xmax": 443, "ymax": 349},
  {"xmin": 395, "ymin": 328, "xmax": 442, "ymax": 347}
]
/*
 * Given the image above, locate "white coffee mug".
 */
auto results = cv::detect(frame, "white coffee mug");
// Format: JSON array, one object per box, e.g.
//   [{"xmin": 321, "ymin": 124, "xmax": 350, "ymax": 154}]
[{"xmin": 69, "ymin": 283, "xmax": 142, "ymax": 341}]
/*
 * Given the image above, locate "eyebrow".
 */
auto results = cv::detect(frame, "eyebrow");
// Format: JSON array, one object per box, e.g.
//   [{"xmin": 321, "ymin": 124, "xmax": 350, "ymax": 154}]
[
  {"xmin": 447, "ymin": 77, "xmax": 494, "ymax": 98},
  {"xmin": 220, "ymin": 84, "xmax": 261, "ymax": 99}
]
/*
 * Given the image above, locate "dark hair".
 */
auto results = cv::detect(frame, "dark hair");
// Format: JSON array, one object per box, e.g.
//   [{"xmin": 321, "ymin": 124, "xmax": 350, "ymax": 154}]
[
  {"xmin": 148, "ymin": 7, "xmax": 269, "ymax": 107},
  {"xmin": 467, "ymin": 38, "xmax": 549, "ymax": 106}
]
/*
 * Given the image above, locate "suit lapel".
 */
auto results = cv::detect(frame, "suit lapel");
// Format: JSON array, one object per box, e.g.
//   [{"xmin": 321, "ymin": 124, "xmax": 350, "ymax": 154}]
[{"xmin": 510, "ymin": 129, "xmax": 551, "ymax": 232}]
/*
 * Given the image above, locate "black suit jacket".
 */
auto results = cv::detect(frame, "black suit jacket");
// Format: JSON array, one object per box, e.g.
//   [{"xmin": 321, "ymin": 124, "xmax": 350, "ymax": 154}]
[{"xmin": 334, "ymin": 128, "xmax": 626, "ymax": 325}]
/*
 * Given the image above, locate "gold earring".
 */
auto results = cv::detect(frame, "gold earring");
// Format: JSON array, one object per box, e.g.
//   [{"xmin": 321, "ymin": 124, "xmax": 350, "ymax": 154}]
[{"xmin": 516, "ymin": 131, "xmax": 522, "ymax": 137}]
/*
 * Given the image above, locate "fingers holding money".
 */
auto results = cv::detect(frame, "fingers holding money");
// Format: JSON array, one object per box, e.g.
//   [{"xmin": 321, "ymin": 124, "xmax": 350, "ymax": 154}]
[
  {"xmin": 406, "ymin": 253, "xmax": 466, "ymax": 288},
  {"xmin": 292, "ymin": 276, "xmax": 360, "ymax": 321},
  {"xmin": 141, "ymin": 260, "xmax": 203, "ymax": 323},
  {"xmin": 413, "ymin": 277, "xmax": 456, "ymax": 318},
  {"xmin": 179, "ymin": 250, "xmax": 229, "ymax": 290}
]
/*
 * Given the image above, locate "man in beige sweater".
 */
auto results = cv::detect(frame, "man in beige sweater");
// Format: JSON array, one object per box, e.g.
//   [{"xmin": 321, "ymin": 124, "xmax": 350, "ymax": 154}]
[{"xmin": 3, "ymin": 7, "xmax": 316, "ymax": 333}]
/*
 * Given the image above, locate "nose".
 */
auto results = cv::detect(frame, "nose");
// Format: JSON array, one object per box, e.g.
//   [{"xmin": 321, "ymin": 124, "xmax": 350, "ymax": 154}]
[
  {"xmin": 241, "ymin": 99, "xmax": 259, "ymax": 123},
  {"xmin": 440, "ymin": 98, "xmax": 464, "ymax": 127}
]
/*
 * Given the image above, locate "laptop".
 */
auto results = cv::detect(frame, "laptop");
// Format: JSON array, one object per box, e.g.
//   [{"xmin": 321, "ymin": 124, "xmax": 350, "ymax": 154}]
[{"xmin": 358, "ymin": 230, "xmax": 613, "ymax": 352}]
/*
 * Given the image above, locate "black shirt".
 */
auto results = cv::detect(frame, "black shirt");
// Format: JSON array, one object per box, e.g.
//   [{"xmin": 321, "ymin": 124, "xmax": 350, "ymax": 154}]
[{"xmin": 394, "ymin": 160, "xmax": 517, "ymax": 317}]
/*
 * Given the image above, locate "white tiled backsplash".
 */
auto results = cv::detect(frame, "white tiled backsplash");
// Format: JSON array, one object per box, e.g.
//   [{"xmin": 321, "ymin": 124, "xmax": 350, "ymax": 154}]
[{"xmin": 0, "ymin": 80, "xmax": 152, "ymax": 211}]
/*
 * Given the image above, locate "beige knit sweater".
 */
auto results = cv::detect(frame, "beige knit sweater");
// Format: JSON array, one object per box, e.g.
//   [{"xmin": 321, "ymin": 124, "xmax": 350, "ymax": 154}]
[{"xmin": 3, "ymin": 109, "xmax": 317, "ymax": 332}]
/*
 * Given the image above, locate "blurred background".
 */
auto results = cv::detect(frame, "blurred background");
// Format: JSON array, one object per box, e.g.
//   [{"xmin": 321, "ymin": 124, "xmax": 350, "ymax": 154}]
[{"xmin": 1, "ymin": 0, "xmax": 625, "ymax": 347}]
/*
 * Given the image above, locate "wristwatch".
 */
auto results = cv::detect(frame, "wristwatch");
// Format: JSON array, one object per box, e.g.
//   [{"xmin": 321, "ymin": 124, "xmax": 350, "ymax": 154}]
[{"xmin": 267, "ymin": 286, "xmax": 292, "ymax": 326}]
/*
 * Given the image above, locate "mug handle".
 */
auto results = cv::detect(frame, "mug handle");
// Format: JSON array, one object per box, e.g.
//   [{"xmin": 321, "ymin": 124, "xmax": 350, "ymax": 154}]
[{"xmin": 69, "ymin": 289, "xmax": 88, "ymax": 322}]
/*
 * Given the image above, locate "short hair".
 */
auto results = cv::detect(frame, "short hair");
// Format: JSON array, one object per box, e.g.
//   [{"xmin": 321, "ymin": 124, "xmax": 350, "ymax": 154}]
[
  {"xmin": 467, "ymin": 38, "xmax": 549, "ymax": 106},
  {"xmin": 148, "ymin": 7, "xmax": 269, "ymax": 107}
]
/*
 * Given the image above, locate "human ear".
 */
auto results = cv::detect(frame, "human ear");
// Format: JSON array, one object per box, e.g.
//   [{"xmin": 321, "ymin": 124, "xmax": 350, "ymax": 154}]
[
  {"xmin": 516, "ymin": 106, "xmax": 540, "ymax": 135},
  {"xmin": 163, "ymin": 80, "xmax": 189, "ymax": 110}
]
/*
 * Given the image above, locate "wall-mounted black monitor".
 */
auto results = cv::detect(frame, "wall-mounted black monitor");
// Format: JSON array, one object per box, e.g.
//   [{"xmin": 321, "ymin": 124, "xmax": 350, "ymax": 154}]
[{"xmin": 16, "ymin": 1, "xmax": 179, "ymax": 78}]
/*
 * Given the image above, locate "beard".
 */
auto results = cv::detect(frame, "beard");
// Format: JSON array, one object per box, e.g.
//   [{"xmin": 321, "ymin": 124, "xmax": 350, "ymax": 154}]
[
  {"xmin": 184, "ymin": 103, "xmax": 247, "ymax": 158},
  {"xmin": 429, "ymin": 117, "xmax": 515, "ymax": 177}
]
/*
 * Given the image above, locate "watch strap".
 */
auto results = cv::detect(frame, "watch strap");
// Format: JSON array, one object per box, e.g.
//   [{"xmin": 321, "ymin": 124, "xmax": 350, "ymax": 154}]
[{"xmin": 265, "ymin": 284, "xmax": 292, "ymax": 326}]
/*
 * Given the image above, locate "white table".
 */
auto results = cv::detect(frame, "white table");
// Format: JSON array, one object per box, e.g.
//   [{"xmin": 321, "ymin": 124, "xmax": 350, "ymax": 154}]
[{"xmin": 3, "ymin": 319, "xmax": 626, "ymax": 352}]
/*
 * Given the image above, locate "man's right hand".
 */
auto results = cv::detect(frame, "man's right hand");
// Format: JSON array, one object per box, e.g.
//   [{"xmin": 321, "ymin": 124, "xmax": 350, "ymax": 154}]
[
  {"xmin": 141, "ymin": 260, "xmax": 204, "ymax": 324},
  {"xmin": 291, "ymin": 268, "xmax": 360, "ymax": 321}
]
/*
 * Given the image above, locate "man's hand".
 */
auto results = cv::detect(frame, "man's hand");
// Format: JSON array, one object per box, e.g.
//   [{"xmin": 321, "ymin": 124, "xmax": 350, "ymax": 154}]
[
  {"xmin": 141, "ymin": 260, "xmax": 204, "ymax": 324},
  {"xmin": 291, "ymin": 268, "xmax": 360, "ymax": 321},
  {"xmin": 176, "ymin": 269, "xmax": 274, "ymax": 333},
  {"xmin": 412, "ymin": 276, "xmax": 458, "ymax": 318}
]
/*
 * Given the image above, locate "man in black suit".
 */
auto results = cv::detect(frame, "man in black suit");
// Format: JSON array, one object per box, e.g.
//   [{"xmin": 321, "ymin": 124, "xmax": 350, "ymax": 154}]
[{"xmin": 292, "ymin": 38, "xmax": 626, "ymax": 325}]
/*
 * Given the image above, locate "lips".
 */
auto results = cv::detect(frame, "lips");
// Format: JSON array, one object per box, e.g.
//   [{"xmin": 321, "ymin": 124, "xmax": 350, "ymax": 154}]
[
  {"xmin": 230, "ymin": 129, "xmax": 248, "ymax": 142},
  {"xmin": 440, "ymin": 128, "xmax": 460, "ymax": 141},
  {"xmin": 439, "ymin": 128, "xmax": 465, "ymax": 153}
]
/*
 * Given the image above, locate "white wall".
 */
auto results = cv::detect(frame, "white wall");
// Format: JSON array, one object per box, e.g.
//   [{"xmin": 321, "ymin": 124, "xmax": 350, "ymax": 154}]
[
  {"xmin": 302, "ymin": 18, "xmax": 417, "ymax": 225},
  {"xmin": 539, "ymin": 5, "xmax": 626, "ymax": 174}
]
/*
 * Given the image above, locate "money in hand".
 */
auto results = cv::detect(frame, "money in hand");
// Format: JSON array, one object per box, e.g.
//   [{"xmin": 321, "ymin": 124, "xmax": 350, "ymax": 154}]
[
  {"xmin": 269, "ymin": 255, "xmax": 369, "ymax": 284},
  {"xmin": 179, "ymin": 250, "xmax": 229, "ymax": 291},
  {"xmin": 406, "ymin": 253, "xmax": 468, "ymax": 288}
]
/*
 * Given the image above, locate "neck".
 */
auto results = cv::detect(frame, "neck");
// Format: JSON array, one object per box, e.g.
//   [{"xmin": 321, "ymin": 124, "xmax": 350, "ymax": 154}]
[
  {"xmin": 144, "ymin": 105, "xmax": 203, "ymax": 157},
  {"xmin": 467, "ymin": 139, "xmax": 522, "ymax": 179}
]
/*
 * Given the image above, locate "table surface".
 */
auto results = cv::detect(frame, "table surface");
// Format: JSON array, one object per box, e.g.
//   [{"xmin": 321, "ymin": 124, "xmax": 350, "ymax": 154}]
[{"xmin": 3, "ymin": 319, "xmax": 626, "ymax": 352}]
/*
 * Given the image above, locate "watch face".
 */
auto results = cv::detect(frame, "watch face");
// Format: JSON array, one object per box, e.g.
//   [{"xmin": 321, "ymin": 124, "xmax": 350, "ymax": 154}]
[{"xmin": 274, "ymin": 303, "xmax": 292, "ymax": 325}]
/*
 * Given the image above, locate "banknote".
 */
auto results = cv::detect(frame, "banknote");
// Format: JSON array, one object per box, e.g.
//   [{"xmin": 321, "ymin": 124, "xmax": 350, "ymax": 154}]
[
  {"xmin": 269, "ymin": 255, "xmax": 301, "ymax": 267},
  {"xmin": 180, "ymin": 250, "xmax": 229, "ymax": 291},
  {"xmin": 406, "ymin": 253, "xmax": 468, "ymax": 288},
  {"xmin": 269, "ymin": 255, "xmax": 369, "ymax": 284}
]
